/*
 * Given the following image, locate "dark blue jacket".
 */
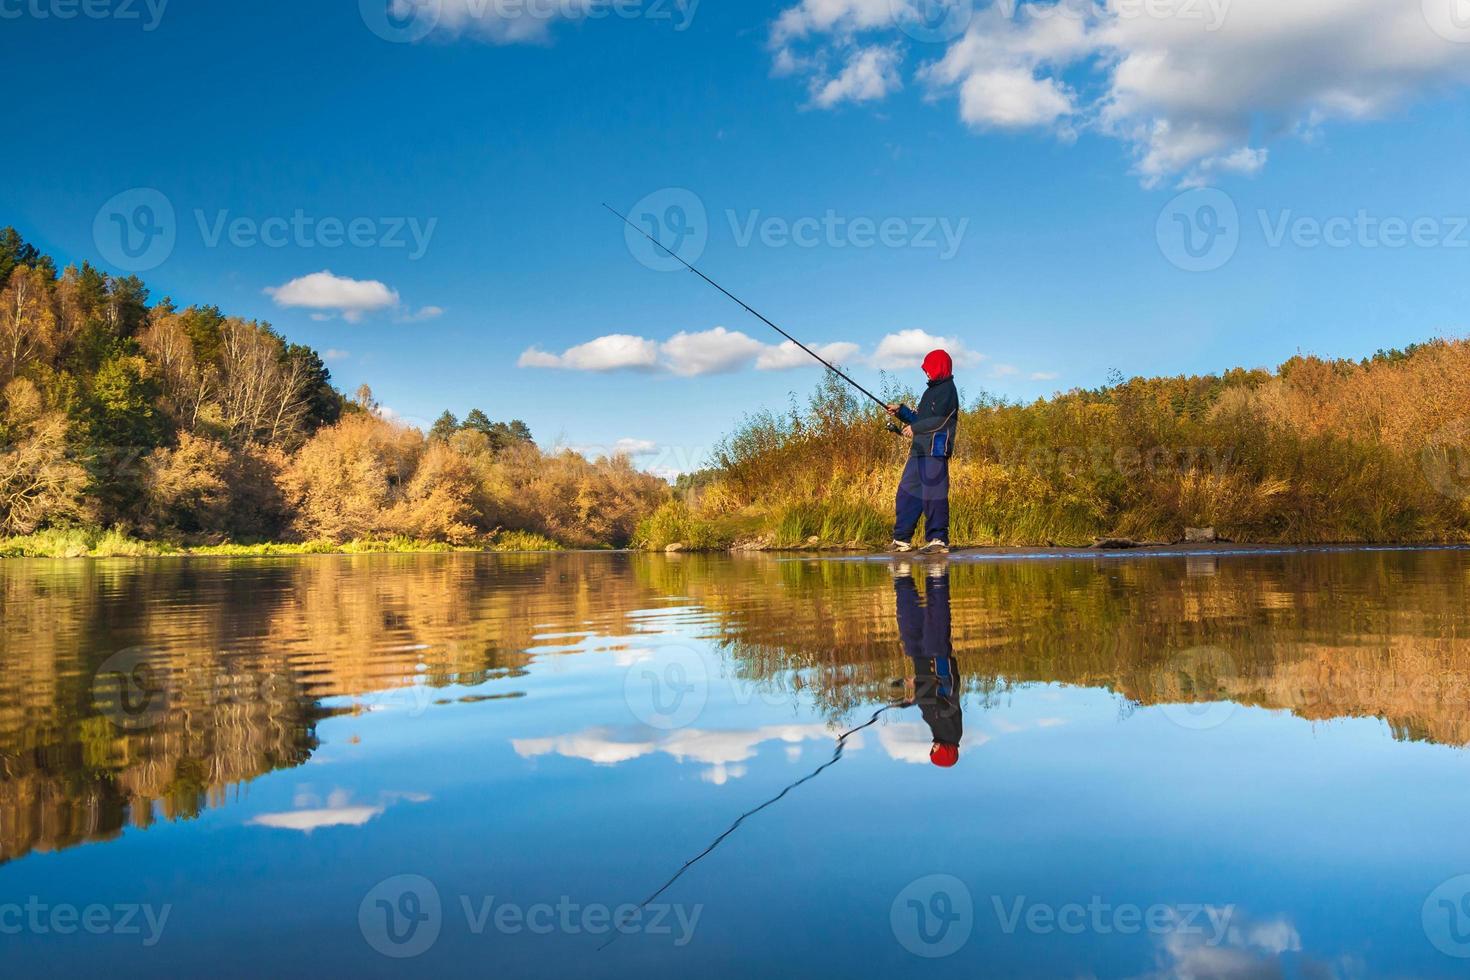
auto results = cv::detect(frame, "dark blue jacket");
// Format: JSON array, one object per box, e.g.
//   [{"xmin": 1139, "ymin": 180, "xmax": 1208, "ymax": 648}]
[{"xmin": 896, "ymin": 377, "xmax": 959, "ymax": 458}]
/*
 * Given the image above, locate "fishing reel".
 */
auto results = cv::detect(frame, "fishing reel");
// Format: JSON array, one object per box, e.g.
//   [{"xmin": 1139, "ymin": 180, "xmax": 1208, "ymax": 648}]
[{"xmin": 886, "ymin": 421, "xmax": 906, "ymax": 437}]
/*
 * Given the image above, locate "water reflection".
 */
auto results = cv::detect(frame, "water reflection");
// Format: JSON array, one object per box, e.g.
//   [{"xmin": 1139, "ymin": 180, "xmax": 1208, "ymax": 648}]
[
  {"xmin": 892, "ymin": 561, "xmax": 963, "ymax": 768},
  {"xmin": 2, "ymin": 546, "xmax": 1469, "ymax": 866}
]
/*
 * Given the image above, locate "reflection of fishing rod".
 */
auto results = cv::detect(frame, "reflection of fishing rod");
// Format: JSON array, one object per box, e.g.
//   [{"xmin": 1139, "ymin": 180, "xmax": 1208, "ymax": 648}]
[
  {"xmin": 604, "ymin": 203, "xmax": 898, "ymax": 424},
  {"xmin": 598, "ymin": 702, "xmax": 902, "ymax": 951}
]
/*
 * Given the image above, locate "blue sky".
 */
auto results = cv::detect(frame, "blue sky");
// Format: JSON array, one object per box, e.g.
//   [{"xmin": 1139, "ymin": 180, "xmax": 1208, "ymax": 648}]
[{"xmin": 4, "ymin": 0, "xmax": 1470, "ymax": 476}]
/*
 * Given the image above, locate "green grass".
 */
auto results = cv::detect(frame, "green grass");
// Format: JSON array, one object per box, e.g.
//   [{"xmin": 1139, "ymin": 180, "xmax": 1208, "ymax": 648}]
[
  {"xmin": 633, "ymin": 501, "xmax": 743, "ymax": 551},
  {"xmin": 769, "ymin": 500, "xmax": 889, "ymax": 549}
]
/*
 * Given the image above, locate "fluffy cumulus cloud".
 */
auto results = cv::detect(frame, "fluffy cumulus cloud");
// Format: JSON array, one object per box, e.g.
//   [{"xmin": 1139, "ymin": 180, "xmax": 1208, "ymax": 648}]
[
  {"xmin": 771, "ymin": 0, "xmax": 1470, "ymax": 185},
  {"xmin": 756, "ymin": 339, "xmax": 863, "ymax": 370},
  {"xmin": 661, "ymin": 327, "xmax": 767, "ymax": 376},
  {"xmin": 517, "ymin": 333, "xmax": 661, "ymax": 371},
  {"xmin": 812, "ymin": 45, "xmax": 905, "ymax": 107},
  {"xmin": 868, "ymin": 328, "xmax": 983, "ymax": 370},
  {"xmin": 518, "ymin": 327, "xmax": 1055, "ymax": 378},
  {"xmin": 264, "ymin": 271, "xmax": 399, "ymax": 323}
]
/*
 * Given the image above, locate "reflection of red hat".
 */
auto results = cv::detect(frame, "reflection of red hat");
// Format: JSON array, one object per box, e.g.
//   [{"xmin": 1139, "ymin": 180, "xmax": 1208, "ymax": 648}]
[
  {"xmin": 930, "ymin": 743, "xmax": 959, "ymax": 768},
  {"xmin": 922, "ymin": 349, "xmax": 953, "ymax": 382}
]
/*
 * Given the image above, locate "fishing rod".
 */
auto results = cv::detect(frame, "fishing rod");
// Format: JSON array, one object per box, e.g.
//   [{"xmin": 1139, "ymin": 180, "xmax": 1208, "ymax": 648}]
[{"xmin": 604, "ymin": 203, "xmax": 899, "ymax": 424}]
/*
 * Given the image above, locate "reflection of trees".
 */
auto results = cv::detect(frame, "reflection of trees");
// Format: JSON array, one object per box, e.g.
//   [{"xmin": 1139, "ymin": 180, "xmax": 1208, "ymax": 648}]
[
  {"xmin": 0, "ymin": 554, "xmax": 656, "ymax": 864},
  {"xmin": 3, "ymin": 548, "xmax": 1468, "ymax": 864},
  {"xmin": 639, "ymin": 550, "xmax": 1470, "ymax": 745}
]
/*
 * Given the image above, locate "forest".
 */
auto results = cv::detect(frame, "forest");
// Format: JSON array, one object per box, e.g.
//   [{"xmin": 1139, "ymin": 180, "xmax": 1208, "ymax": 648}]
[{"xmin": 0, "ymin": 228, "xmax": 669, "ymax": 554}]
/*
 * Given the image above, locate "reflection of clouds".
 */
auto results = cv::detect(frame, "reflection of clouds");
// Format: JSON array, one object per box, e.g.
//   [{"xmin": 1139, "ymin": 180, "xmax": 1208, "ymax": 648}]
[
  {"xmin": 880, "ymin": 723, "xmax": 942, "ymax": 764},
  {"xmin": 250, "ymin": 788, "xmax": 430, "ymax": 833},
  {"xmin": 512, "ymin": 724, "xmax": 842, "ymax": 784},
  {"xmin": 513, "ymin": 728, "xmax": 658, "ymax": 765},
  {"xmin": 880, "ymin": 722, "xmax": 994, "ymax": 764},
  {"xmin": 1141, "ymin": 910, "xmax": 1304, "ymax": 980}
]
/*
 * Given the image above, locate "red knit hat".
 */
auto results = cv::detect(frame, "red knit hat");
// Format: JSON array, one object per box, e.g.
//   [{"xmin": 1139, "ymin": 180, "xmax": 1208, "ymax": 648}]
[
  {"xmin": 930, "ymin": 743, "xmax": 959, "ymax": 768},
  {"xmin": 922, "ymin": 349, "xmax": 953, "ymax": 381}
]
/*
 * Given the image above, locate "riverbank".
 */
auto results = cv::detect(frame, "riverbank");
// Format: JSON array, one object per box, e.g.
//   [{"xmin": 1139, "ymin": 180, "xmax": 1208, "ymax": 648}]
[
  {"xmin": 0, "ymin": 527, "xmax": 565, "ymax": 559},
  {"xmin": 637, "ymin": 343, "xmax": 1470, "ymax": 552}
]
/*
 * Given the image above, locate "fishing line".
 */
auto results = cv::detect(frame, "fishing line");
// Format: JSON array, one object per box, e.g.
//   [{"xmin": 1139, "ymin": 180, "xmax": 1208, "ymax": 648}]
[
  {"xmin": 603, "ymin": 203, "xmax": 892, "ymax": 411},
  {"xmin": 598, "ymin": 701, "xmax": 902, "ymax": 951}
]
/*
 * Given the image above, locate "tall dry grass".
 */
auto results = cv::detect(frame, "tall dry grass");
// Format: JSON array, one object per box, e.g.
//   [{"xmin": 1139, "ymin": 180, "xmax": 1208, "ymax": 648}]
[{"xmin": 643, "ymin": 340, "xmax": 1470, "ymax": 548}]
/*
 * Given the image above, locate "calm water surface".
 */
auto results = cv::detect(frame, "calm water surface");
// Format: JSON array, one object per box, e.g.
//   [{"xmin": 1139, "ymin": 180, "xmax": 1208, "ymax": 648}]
[{"xmin": 3, "ymin": 549, "xmax": 1470, "ymax": 977}]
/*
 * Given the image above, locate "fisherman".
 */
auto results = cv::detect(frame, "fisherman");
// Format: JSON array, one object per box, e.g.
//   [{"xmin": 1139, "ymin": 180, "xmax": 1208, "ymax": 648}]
[
  {"xmin": 887, "ymin": 349, "xmax": 959, "ymax": 555},
  {"xmin": 894, "ymin": 561, "xmax": 962, "ymax": 768}
]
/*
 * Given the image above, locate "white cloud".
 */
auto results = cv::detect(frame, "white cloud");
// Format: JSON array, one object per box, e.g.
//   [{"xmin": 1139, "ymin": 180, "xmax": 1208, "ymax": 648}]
[
  {"xmin": 1030, "ymin": 370, "xmax": 1060, "ymax": 381},
  {"xmin": 397, "ymin": 304, "xmax": 444, "ymax": 323},
  {"xmin": 323, "ymin": 348, "xmax": 350, "ymax": 362},
  {"xmin": 560, "ymin": 437, "xmax": 661, "ymax": 460},
  {"xmin": 521, "ymin": 329, "xmax": 990, "ymax": 377},
  {"xmin": 812, "ymin": 45, "xmax": 904, "ymax": 107},
  {"xmin": 868, "ymin": 329, "xmax": 982, "ymax": 370},
  {"xmin": 990, "ymin": 363, "xmax": 1020, "ymax": 378},
  {"xmin": 755, "ymin": 339, "xmax": 862, "ymax": 370},
  {"xmin": 399, "ymin": 0, "xmax": 579, "ymax": 44},
  {"xmin": 517, "ymin": 333, "xmax": 661, "ymax": 372},
  {"xmin": 520, "ymin": 330, "xmax": 867, "ymax": 376},
  {"xmin": 771, "ymin": 0, "xmax": 896, "ymax": 47},
  {"xmin": 613, "ymin": 437, "xmax": 659, "ymax": 456},
  {"xmin": 660, "ymin": 327, "xmax": 766, "ymax": 376},
  {"xmin": 264, "ymin": 270, "xmax": 399, "ymax": 323},
  {"xmin": 771, "ymin": 0, "xmax": 1470, "ymax": 184}
]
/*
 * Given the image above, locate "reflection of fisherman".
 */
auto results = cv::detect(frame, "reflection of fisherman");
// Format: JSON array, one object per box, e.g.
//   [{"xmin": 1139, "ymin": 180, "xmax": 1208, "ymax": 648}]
[{"xmin": 893, "ymin": 561, "xmax": 962, "ymax": 768}]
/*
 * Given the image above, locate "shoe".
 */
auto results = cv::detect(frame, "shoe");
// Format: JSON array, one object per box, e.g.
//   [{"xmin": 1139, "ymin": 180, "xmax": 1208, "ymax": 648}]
[
  {"xmin": 890, "ymin": 561, "xmax": 913, "ymax": 579},
  {"xmin": 920, "ymin": 540, "xmax": 950, "ymax": 555},
  {"xmin": 889, "ymin": 539, "xmax": 914, "ymax": 553}
]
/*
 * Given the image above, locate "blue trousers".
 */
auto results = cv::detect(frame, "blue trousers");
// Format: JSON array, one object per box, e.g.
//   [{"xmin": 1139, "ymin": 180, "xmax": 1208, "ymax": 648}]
[{"xmin": 894, "ymin": 455, "xmax": 950, "ymax": 544}]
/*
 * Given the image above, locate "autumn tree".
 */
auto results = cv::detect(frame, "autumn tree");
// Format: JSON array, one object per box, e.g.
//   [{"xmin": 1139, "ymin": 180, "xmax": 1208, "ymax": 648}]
[
  {"xmin": 0, "ymin": 265, "xmax": 59, "ymax": 384},
  {"xmin": 0, "ymin": 378, "xmax": 91, "ymax": 533}
]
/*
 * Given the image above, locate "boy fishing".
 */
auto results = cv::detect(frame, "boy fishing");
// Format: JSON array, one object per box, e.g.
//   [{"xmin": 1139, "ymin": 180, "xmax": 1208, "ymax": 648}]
[{"xmin": 887, "ymin": 349, "xmax": 959, "ymax": 555}]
